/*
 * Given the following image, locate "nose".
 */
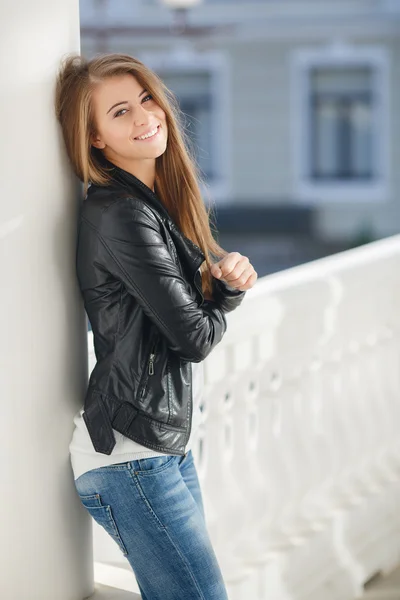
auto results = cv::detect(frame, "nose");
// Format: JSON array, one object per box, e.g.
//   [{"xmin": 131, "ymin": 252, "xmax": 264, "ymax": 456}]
[{"xmin": 133, "ymin": 103, "xmax": 151, "ymax": 127}]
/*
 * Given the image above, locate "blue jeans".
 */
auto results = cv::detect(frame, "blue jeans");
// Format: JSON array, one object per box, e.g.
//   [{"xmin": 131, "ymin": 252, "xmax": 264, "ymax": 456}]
[{"xmin": 74, "ymin": 449, "xmax": 229, "ymax": 600}]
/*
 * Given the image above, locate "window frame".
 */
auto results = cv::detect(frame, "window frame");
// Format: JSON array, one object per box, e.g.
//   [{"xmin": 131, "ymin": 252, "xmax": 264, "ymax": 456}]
[{"xmin": 291, "ymin": 44, "xmax": 390, "ymax": 204}]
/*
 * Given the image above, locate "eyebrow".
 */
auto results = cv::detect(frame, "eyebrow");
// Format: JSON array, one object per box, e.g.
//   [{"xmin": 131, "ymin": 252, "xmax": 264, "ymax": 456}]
[{"xmin": 106, "ymin": 89, "xmax": 148, "ymax": 114}]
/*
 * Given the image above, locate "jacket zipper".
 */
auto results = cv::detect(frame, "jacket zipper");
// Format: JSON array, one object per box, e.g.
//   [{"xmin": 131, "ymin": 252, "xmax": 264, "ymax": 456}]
[
  {"xmin": 148, "ymin": 352, "xmax": 155, "ymax": 375},
  {"xmin": 194, "ymin": 266, "xmax": 204, "ymax": 306},
  {"xmin": 185, "ymin": 362, "xmax": 193, "ymax": 446},
  {"xmin": 140, "ymin": 338, "xmax": 157, "ymax": 399}
]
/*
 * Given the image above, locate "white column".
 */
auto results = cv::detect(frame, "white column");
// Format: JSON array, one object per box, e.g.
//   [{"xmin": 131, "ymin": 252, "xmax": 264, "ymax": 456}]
[{"xmin": 0, "ymin": 2, "xmax": 94, "ymax": 599}]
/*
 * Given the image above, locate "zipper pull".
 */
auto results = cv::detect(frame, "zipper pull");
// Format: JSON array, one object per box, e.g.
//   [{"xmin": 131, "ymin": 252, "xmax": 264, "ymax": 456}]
[{"xmin": 148, "ymin": 354, "xmax": 155, "ymax": 375}]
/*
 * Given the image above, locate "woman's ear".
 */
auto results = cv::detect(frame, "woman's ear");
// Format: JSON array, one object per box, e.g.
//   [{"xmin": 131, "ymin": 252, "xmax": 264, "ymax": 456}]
[{"xmin": 91, "ymin": 134, "xmax": 105, "ymax": 149}]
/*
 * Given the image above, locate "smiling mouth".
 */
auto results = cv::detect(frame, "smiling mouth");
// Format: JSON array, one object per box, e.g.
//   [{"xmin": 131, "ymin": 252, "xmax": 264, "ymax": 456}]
[{"xmin": 134, "ymin": 125, "xmax": 161, "ymax": 141}]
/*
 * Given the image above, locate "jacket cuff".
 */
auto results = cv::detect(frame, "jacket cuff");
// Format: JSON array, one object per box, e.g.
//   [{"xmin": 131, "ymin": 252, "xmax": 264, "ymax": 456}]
[
  {"xmin": 212, "ymin": 277, "xmax": 246, "ymax": 313},
  {"xmin": 215, "ymin": 278, "xmax": 244, "ymax": 295}
]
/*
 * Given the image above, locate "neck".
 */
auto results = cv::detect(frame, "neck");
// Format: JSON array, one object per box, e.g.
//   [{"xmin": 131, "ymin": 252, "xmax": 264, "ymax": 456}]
[{"xmin": 104, "ymin": 153, "xmax": 156, "ymax": 192}]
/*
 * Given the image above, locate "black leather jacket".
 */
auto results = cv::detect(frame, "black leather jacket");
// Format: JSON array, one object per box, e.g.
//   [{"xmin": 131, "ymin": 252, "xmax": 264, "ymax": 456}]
[{"xmin": 76, "ymin": 161, "xmax": 246, "ymax": 456}]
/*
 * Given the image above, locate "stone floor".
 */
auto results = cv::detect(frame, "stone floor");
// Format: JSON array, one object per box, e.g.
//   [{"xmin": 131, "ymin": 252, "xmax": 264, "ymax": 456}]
[
  {"xmin": 86, "ymin": 584, "xmax": 140, "ymax": 600},
  {"xmin": 85, "ymin": 562, "xmax": 400, "ymax": 599},
  {"xmin": 360, "ymin": 566, "xmax": 400, "ymax": 599}
]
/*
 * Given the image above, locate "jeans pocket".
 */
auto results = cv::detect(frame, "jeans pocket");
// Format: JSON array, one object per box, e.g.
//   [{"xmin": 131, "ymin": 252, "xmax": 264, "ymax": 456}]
[
  {"xmin": 135, "ymin": 454, "xmax": 176, "ymax": 475},
  {"xmin": 78, "ymin": 492, "xmax": 128, "ymax": 556}
]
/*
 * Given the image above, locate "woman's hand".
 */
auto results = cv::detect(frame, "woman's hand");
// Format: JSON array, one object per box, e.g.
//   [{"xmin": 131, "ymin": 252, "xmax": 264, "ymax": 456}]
[{"xmin": 210, "ymin": 252, "xmax": 258, "ymax": 292}]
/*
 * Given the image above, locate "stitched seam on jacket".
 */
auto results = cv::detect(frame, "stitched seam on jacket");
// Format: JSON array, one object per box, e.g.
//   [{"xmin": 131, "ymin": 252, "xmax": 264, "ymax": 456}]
[
  {"xmin": 88, "ymin": 389, "xmax": 186, "ymax": 432},
  {"xmin": 81, "ymin": 209, "xmax": 178, "ymax": 346},
  {"xmin": 114, "ymin": 284, "xmax": 124, "ymax": 367},
  {"xmin": 83, "ymin": 221, "xmax": 121, "ymax": 401},
  {"xmin": 80, "ymin": 211, "xmax": 204, "ymax": 361},
  {"xmin": 166, "ymin": 358, "xmax": 173, "ymax": 425},
  {"xmin": 120, "ymin": 433, "xmax": 184, "ymax": 453},
  {"xmin": 96, "ymin": 232, "xmax": 180, "ymax": 347}
]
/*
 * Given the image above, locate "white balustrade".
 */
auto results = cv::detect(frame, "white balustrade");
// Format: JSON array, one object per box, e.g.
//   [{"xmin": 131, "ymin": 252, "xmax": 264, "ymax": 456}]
[{"xmin": 88, "ymin": 235, "xmax": 400, "ymax": 600}]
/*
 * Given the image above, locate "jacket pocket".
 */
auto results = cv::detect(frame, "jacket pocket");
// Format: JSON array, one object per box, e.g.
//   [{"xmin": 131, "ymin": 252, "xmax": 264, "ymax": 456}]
[
  {"xmin": 138, "ymin": 333, "xmax": 159, "ymax": 402},
  {"xmin": 77, "ymin": 492, "xmax": 128, "ymax": 556}
]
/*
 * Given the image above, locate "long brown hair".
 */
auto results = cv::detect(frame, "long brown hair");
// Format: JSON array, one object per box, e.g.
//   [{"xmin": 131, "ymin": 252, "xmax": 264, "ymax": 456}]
[{"xmin": 54, "ymin": 52, "xmax": 229, "ymax": 300}]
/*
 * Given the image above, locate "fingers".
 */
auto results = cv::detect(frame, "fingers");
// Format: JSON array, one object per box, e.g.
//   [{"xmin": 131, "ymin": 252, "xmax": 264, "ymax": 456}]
[
  {"xmin": 211, "ymin": 252, "xmax": 248, "ymax": 280},
  {"xmin": 224, "ymin": 265, "xmax": 258, "ymax": 291},
  {"xmin": 211, "ymin": 252, "xmax": 258, "ymax": 291}
]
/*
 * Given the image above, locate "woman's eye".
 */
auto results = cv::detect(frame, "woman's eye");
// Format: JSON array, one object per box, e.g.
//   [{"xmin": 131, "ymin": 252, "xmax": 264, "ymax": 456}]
[
  {"xmin": 113, "ymin": 95, "xmax": 153, "ymax": 118},
  {"xmin": 114, "ymin": 108, "xmax": 127, "ymax": 118}
]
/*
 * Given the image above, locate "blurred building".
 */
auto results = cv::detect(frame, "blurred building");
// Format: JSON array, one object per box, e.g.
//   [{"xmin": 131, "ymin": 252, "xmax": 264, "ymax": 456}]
[{"xmin": 80, "ymin": 0, "xmax": 400, "ymax": 274}]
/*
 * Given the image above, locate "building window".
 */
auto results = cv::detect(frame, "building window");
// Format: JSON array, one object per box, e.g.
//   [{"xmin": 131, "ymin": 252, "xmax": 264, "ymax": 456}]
[
  {"xmin": 292, "ymin": 46, "xmax": 389, "ymax": 202},
  {"xmin": 310, "ymin": 67, "xmax": 373, "ymax": 181},
  {"xmin": 158, "ymin": 71, "xmax": 214, "ymax": 180}
]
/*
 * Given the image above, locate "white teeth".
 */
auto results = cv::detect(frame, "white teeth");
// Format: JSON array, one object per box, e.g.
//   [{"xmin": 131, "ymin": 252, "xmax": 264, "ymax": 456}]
[{"xmin": 136, "ymin": 126, "xmax": 158, "ymax": 140}]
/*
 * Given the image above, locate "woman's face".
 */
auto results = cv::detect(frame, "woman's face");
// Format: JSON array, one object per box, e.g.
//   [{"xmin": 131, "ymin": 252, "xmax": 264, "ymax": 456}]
[{"xmin": 90, "ymin": 74, "xmax": 168, "ymax": 167}]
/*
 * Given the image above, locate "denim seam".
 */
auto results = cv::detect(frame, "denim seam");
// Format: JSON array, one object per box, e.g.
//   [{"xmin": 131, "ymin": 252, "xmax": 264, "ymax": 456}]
[
  {"xmin": 130, "ymin": 470, "xmax": 207, "ymax": 600},
  {"xmin": 104, "ymin": 504, "xmax": 129, "ymax": 556},
  {"xmin": 159, "ymin": 517, "xmax": 207, "ymax": 600},
  {"xmin": 129, "ymin": 471, "xmax": 168, "ymax": 531},
  {"xmin": 78, "ymin": 493, "xmax": 129, "ymax": 556}
]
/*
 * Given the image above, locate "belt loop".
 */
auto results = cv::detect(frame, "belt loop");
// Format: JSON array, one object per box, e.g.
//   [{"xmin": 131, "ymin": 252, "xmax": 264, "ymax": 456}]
[
  {"xmin": 82, "ymin": 394, "xmax": 116, "ymax": 455},
  {"xmin": 112, "ymin": 403, "xmax": 139, "ymax": 434}
]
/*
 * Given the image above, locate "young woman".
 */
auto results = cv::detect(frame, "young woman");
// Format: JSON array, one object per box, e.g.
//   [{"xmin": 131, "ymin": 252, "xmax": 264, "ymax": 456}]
[{"xmin": 55, "ymin": 52, "xmax": 257, "ymax": 600}]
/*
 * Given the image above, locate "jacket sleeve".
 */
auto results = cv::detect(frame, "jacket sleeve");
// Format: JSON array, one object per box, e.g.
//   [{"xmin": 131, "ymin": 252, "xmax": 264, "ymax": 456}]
[
  {"xmin": 212, "ymin": 277, "xmax": 247, "ymax": 313},
  {"xmin": 95, "ymin": 197, "xmax": 227, "ymax": 363}
]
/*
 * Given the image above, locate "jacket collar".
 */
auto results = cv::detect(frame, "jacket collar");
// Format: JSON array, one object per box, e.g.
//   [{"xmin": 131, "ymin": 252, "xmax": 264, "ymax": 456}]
[
  {"xmin": 97, "ymin": 156, "xmax": 205, "ymax": 269},
  {"xmin": 99, "ymin": 155, "xmax": 171, "ymax": 221}
]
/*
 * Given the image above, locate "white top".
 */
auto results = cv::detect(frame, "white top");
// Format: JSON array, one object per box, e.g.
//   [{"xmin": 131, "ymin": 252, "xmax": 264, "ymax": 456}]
[{"xmin": 69, "ymin": 361, "xmax": 204, "ymax": 481}]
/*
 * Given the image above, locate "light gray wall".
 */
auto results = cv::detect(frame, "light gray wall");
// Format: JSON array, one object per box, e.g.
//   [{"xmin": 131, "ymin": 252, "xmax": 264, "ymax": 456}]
[{"xmin": 226, "ymin": 41, "xmax": 292, "ymax": 203}]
